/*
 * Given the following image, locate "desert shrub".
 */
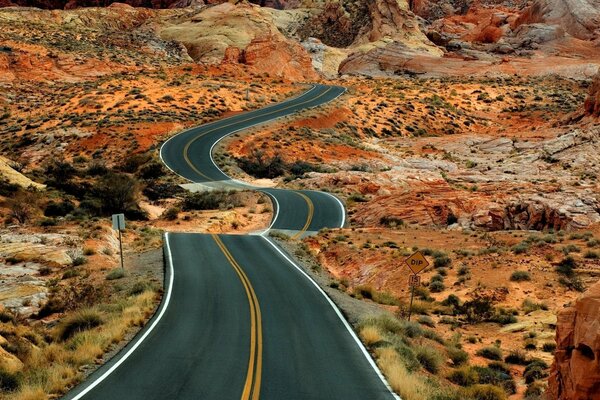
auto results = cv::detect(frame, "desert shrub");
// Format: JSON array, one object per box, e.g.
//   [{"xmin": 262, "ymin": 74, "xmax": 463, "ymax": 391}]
[
  {"xmin": 510, "ymin": 271, "xmax": 531, "ymax": 282},
  {"xmin": 162, "ymin": 207, "xmax": 180, "ymax": 221},
  {"xmin": 83, "ymin": 247, "xmax": 95, "ymax": 256},
  {"xmin": 380, "ymin": 216, "xmax": 404, "ymax": 228},
  {"xmin": 461, "ymin": 385, "xmax": 502, "ymax": 400},
  {"xmin": 86, "ymin": 162, "xmax": 109, "ymax": 176},
  {"xmin": 524, "ymin": 339, "xmax": 537, "ymax": 350},
  {"xmin": 524, "ymin": 366, "xmax": 547, "ymax": 384},
  {"xmin": 476, "ymin": 346, "xmax": 503, "ymax": 361},
  {"xmin": 62, "ymin": 269, "xmax": 80, "ymax": 279},
  {"xmin": 524, "ymin": 381, "xmax": 545, "ymax": 399},
  {"xmin": 129, "ymin": 281, "xmax": 155, "ymax": 296},
  {"xmin": 434, "ymin": 254, "xmax": 451, "ymax": 268},
  {"xmin": 584, "ymin": 250, "xmax": 599, "ymax": 259},
  {"xmin": 415, "ymin": 346, "xmax": 443, "ymax": 373},
  {"xmin": 556, "ymin": 256, "xmax": 576, "ymax": 276},
  {"xmin": 429, "ymin": 281, "xmax": 445, "ymax": 293},
  {"xmin": 490, "ymin": 308, "xmax": 518, "ymax": 325},
  {"xmin": 139, "ymin": 162, "xmax": 164, "ymax": 180},
  {"xmin": 106, "ymin": 269, "xmax": 125, "ymax": 280},
  {"xmin": 0, "ymin": 179, "xmax": 19, "ymax": 197},
  {"xmin": 142, "ymin": 182, "xmax": 185, "ymax": 201},
  {"xmin": 93, "ymin": 173, "xmax": 140, "ymax": 216},
  {"xmin": 72, "ymin": 255, "xmax": 87, "ymax": 267},
  {"xmin": 522, "ymin": 298, "xmax": 548, "ymax": 314},
  {"xmin": 417, "ymin": 315, "xmax": 435, "ymax": 328},
  {"xmin": 119, "ymin": 153, "xmax": 151, "ymax": 173},
  {"xmin": 44, "ymin": 200, "xmax": 75, "ymax": 217},
  {"xmin": 0, "ymin": 369, "xmax": 20, "ymax": 391},
  {"xmin": 447, "ymin": 347, "xmax": 469, "ymax": 366},
  {"xmin": 512, "ymin": 243, "xmax": 529, "ymax": 254},
  {"xmin": 460, "ymin": 297, "xmax": 494, "ymax": 323},
  {"xmin": 58, "ymin": 309, "xmax": 103, "ymax": 341},
  {"xmin": 561, "ymin": 244, "xmax": 581, "ymax": 255},
  {"xmin": 237, "ymin": 150, "xmax": 286, "ymax": 179},
  {"xmin": 181, "ymin": 190, "xmax": 241, "ymax": 211},
  {"xmin": 401, "ymin": 321, "xmax": 424, "ymax": 339},
  {"xmin": 442, "ymin": 294, "xmax": 461, "ymax": 308},
  {"xmin": 505, "ymin": 350, "xmax": 529, "ymax": 365},
  {"xmin": 542, "ymin": 342, "xmax": 556, "ymax": 353},
  {"xmin": 472, "ymin": 366, "xmax": 516, "ymax": 394},
  {"xmin": 448, "ymin": 367, "xmax": 479, "ymax": 386}
]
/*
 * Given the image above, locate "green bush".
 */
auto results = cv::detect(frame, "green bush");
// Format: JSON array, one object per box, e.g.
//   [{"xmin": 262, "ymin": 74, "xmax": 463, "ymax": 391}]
[
  {"xmin": 448, "ymin": 366, "xmax": 479, "ymax": 386},
  {"xmin": 556, "ymin": 256, "xmax": 576, "ymax": 276},
  {"xmin": 181, "ymin": 190, "xmax": 241, "ymax": 211},
  {"xmin": 434, "ymin": 254, "xmax": 451, "ymax": 268},
  {"xmin": 162, "ymin": 206, "xmax": 180, "ymax": 221},
  {"xmin": 106, "ymin": 269, "xmax": 125, "ymax": 280},
  {"xmin": 476, "ymin": 346, "xmax": 503, "ymax": 361},
  {"xmin": 510, "ymin": 271, "xmax": 531, "ymax": 282},
  {"xmin": 447, "ymin": 346, "xmax": 469, "ymax": 366},
  {"xmin": 429, "ymin": 281, "xmax": 445, "ymax": 293},
  {"xmin": 524, "ymin": 381, "xmax": 545, "ymax": 398},
  {"xmin": 415, "ymin": 345, "xmax": 443, "ymax": 373},
  {"xmin": 418, "ymin": 315, "xmax": 435, "ymax": 327},
  {"xmin": 462, "ymin": 384, "xmax": 506, "ymax": 400},
  {"xmin": 505, "ymin": 350, "xmax": 529, "ymax": 365},
  {"xmin": 58, "ymin": 310, "xmax": 103, "ymax": 341},
  {"xmin": 512, "ymin": 243, "xmax": 529, "ymax": 255}
]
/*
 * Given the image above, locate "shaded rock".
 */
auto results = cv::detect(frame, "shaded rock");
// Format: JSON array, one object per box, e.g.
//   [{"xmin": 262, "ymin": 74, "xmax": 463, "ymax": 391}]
[
  {"xmin": 509, "ymin": 23, "xmax": 566, "ymax": 48},
  {"xmin": 548, "ymin": 280, "xmax": 600, "ymax": 399}
]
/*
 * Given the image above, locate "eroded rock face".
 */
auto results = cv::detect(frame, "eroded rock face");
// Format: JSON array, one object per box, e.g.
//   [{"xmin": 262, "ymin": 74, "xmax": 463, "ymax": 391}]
[
  {"xmin": 516, "ymin": 0, "xmax": 600, "ymax": 40},
  {"xmin": 548, "ymin": 280, "xmax": 600, "ymax": 399},
  {"xmin": 584, "ymin": 72, "xmax": 600, "ymax": 118}
]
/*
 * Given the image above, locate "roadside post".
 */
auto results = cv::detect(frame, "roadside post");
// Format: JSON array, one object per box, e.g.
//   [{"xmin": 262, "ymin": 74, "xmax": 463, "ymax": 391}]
[
  {"xmin": 112, "ymin": 213, "xmax": 126, "ymax": 271},
  {"xmin": 404, "ymin": 251, "xmax": 429, "ymax": 321}
]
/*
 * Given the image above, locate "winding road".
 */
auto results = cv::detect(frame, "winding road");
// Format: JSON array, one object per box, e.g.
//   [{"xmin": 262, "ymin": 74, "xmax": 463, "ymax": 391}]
[{"xmin": 63, "ymin": 84, "xmax": 398, "ymax": 400}]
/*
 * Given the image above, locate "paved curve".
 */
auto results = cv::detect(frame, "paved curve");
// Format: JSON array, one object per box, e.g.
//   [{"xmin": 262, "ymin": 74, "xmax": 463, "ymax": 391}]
[{"xmin": 63, "ymin": 85, "xmax": 398, "ymax": 400}]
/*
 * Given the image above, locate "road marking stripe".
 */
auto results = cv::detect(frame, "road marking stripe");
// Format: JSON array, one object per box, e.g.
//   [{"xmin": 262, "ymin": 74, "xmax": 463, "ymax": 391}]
[
  {"xmin": 67, "ymin": 233, "xmax": 176, "ymax": 400},
  {"xmin": 212, "ymin": 235, "xmax": 263, "ymax": 400},
  {"xmin": 262, "ymin": 236, "xmax": 402, "ymax": 400},
  {"xmin": 182, "ymin": 87, "xmax": 334, "ymax": 181},
  {"xmin": 290, "ymin": 192, "xmax": 314, "ymax": 240}
]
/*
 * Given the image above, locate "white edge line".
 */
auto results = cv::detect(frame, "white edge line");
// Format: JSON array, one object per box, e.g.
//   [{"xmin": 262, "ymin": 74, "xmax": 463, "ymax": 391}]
[
  {"xmin": 69, "ymin": 233, "xmax": 175, "ymax": 400},
  {"xmin": 262, "ymin": 236, "xmax": 401, "ymax": 400},
  {"xmin": 158, "ymin": 84, "xmax": 319, "ymax": 181},
  {"xmin": 202, "ymin": 86, "xmax": 346, "ymax": 234}
]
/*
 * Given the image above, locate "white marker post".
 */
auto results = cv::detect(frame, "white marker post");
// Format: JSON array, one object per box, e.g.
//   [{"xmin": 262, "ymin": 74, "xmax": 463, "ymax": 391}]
[{"xmin": 112, "ymin": 213, "xmax": 126, "ymax": 271}]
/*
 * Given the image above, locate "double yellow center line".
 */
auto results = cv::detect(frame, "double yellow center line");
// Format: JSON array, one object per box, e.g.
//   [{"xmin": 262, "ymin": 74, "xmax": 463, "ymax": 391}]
[
  {"xmin": 290, "ymin": 192, "xmax": 314, "ymax": 240},
  {"xmin": 212, "ymin": 235, "xmax": 262, "ymax": 400},
  {"xmin": 182, "ymin": 87, "xmax": 334, "ymax": 181}
]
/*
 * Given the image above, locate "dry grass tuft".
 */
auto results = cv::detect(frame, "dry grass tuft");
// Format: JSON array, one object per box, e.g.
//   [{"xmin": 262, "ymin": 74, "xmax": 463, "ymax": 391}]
[
  {"xmin": 375, "ymin": 347, "xmax": 434, "ymax": 400},
  {"xmin": 360, "ymin": 326, "xmax": 383, "ymax": 346},
  {"xmin": 10, "ymin": 290, "xmax": 158, "ymax": 399}
]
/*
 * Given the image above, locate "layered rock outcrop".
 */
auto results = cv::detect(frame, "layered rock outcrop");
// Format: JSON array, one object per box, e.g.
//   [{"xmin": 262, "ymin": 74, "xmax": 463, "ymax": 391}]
[
  {"xmin": 516, "ymin": 0, "xmax": 600, "ymax": 40},
  {"xmin": 548, "ymin": 279, "xmax": 600, "ymax": 399},
  {"xmin": 584, "ymin": 72, "xmax": 600, "ymax": 118},
  {"xmin": 159, "ymin": 2, "xmax": 317, "ymax": 80}
]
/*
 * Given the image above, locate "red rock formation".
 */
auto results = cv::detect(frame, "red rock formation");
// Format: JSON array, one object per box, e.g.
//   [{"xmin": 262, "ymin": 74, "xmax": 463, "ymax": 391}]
[
  {"xmin": 584, "ymin": 73, "xmax": 600, "ymax": 118},
  {"xmin": 515, "ymin": 0, "xmax": 600, "ymax": 40},
  {"xmin": 548, "ymin": 279, "xmax": 600, "ymax": 400}
]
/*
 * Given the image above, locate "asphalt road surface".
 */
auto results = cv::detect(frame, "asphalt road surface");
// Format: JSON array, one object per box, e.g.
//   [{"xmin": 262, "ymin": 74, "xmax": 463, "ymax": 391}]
[{"xmin": 63, "ymin": 85, "xmax": 398, "ymax": 400}]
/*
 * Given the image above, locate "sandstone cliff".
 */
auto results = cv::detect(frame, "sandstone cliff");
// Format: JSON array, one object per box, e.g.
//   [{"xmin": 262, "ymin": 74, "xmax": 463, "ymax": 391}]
[{"xmin": 548, "ymin": 279, "xmax": 600, "ymax": 399}]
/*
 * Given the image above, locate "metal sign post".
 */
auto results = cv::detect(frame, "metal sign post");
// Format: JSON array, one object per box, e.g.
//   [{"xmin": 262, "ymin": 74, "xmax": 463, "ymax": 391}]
[
  {"xmin": 112, "ymin": 214, "xmax": 126, "ymax": 271},
  {"xmin": 404, "ymin": 251, "xmax": 429, "ymax": 321}
]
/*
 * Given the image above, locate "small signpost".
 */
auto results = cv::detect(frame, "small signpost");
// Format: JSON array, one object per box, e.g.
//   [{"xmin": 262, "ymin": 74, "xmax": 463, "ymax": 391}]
[
  {"xmin": 404, "ymin": 251, "xmax": 429, "ymax": 321},
  {"xmin": 112, "ymin": 214, "xmax": 126, "ymax": 271}
]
